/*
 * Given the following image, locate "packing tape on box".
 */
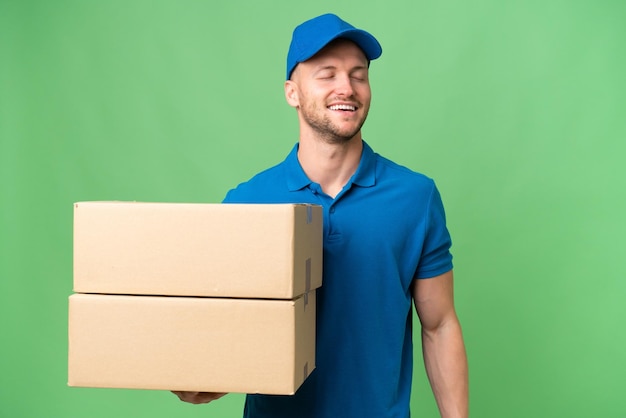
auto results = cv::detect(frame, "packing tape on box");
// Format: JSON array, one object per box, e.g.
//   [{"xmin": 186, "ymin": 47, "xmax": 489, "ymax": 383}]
[{"xmin": 305, "ymin": 258, "xmax": 311, "ymax": 293}]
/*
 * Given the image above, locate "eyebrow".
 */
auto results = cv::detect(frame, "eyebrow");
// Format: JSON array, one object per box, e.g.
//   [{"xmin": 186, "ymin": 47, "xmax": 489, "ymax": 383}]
[{"xmin": 312, "ymin": 64, "xmax": 368, "ymax": 76}]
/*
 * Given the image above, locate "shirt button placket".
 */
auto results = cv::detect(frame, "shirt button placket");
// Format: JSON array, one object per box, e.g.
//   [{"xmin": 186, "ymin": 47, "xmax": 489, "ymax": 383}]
[{"xmin": 327, "ymin": 203, "xmax": 339, "ymax": 238}]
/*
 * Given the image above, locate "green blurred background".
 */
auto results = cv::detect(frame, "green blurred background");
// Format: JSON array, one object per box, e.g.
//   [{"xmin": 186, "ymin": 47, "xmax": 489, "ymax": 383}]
[{"xmin": 1, "ymin": 0, "xmax": 625, "ymax": 417}]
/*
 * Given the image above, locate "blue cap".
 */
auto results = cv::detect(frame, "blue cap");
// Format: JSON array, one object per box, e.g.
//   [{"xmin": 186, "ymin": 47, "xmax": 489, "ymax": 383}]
[{"xmin": 286, "ymin": 13, "xmax": 382, "ymax": 80}]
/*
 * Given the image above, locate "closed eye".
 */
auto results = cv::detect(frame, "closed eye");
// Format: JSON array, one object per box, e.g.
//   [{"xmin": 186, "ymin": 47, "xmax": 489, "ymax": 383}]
[
  {"xmin": 350, "ymin": 69, "xmax": 368, "ymax": 82},
  {"xmin": 316, "ymin": 72, "xmax": 335, "ymax": 80}
]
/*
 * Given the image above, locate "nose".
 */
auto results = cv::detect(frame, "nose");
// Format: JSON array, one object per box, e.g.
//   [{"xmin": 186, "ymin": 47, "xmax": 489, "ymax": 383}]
[{"xmin": 334, "ymin": 73, "xmax": 355, "ymax": 97}]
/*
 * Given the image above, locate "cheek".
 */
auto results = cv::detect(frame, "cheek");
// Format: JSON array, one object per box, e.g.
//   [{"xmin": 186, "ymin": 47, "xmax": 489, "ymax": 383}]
[
  {"xmin": 360, "ymin": 92, "xmax": 372, "ymax": 108},
  {"xmin": 301, "ymin": 89, "xmax": 326, "ymax": 108},
  {"xmin": 355, "ymin": 84, "xmax": 371, "ymax": 101}
]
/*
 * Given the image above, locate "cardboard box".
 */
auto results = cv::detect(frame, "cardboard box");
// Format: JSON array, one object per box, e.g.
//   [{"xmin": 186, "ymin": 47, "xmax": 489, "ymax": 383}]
[
  {"xmin": 68, "ymin": 292, "xmax": 316, "ymax": 394},
  {"xmin": 73, "ymin": 202, "xmax": 322, "ymax": 299}
]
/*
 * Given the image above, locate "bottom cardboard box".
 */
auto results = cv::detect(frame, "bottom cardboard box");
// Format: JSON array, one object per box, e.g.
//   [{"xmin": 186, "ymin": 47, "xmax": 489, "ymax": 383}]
[{"xmin": 68, "ymin": 292, "xmax": 315, "ymax": 395}]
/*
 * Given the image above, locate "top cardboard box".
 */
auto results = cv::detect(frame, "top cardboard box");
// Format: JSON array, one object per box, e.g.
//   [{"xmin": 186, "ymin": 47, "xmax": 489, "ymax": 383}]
[{"xmin": 73, "ymin": 202, "xmax": 322, "ymax": 299}]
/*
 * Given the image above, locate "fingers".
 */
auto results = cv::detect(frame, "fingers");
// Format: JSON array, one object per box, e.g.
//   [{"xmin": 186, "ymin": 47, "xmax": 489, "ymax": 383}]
[{"xmin": 171, "ymin": 391, "xmax": 228, "ymax": 404}]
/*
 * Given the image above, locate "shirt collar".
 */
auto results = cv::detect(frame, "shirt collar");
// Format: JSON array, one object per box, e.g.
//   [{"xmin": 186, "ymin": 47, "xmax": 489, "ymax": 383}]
[
  {"xmin": 285, "ymin": 140, "xmax": 377, "ymax": 192},
  {"xmin": 350, "ymin": 140, "xmax": 376, "ymax": 188},
  {"xmin": 285, "ymin": 143, "xmax": 312, "ymax": 191}
]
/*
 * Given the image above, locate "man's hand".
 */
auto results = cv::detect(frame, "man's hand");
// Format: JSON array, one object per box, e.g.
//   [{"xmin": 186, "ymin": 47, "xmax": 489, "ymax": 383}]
[{"xmin": 171, "ymin": 391, "xmax": 228, "ymax": 404}]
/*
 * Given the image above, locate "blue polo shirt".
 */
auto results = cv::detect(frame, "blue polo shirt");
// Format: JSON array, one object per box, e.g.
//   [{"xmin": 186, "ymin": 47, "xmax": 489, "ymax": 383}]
[{"xmin": 223, "ymin": 141, "xmax": 453, "ymax": 418}]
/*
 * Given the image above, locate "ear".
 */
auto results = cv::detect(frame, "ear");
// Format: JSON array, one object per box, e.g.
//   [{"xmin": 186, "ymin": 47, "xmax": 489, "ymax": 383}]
[{"xmin": 284, "ymin": 80, "xmax": 300, "ymax": 108}]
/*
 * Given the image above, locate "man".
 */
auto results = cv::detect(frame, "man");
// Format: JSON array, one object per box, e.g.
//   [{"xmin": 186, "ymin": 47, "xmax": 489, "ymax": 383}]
[{"xmin": 174, "ymin": 13, "xmax": 468, "ymax": 418}]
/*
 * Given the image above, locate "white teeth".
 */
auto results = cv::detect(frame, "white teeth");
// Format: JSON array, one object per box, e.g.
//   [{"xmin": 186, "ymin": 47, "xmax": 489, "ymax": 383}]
[{"xmin": 328, "ymin": 104, "xmax": 356, "ymax": 111}]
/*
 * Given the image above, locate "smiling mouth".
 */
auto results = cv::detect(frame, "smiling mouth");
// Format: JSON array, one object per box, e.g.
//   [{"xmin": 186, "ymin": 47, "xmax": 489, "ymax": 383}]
[{"xmin": 328, "ymin": 104, "xmax": 357, "ymax": 111}]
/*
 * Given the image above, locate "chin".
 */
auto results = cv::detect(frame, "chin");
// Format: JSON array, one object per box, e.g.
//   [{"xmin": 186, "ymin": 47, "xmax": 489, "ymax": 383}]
[{"xmin": 324, "ymin": 132, "xmax": 360, "ymax": 145}]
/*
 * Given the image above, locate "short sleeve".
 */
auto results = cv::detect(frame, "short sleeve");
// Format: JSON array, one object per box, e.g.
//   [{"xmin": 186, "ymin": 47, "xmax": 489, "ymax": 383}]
[{"xmin": 414, "ymin": 183, "xmax": 453, "ymax": 279}]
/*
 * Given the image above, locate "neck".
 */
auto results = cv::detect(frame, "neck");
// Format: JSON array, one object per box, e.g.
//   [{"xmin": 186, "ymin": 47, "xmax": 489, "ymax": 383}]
[{"xmin": 297, "ymin": 135, "xmax": 363, "ymax": 198}]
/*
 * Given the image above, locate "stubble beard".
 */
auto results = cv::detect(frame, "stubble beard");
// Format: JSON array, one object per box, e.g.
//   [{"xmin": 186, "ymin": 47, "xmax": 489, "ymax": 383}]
[{"xmin": 300, "ymin": 101, "xmax": 369, "ymax": 145}]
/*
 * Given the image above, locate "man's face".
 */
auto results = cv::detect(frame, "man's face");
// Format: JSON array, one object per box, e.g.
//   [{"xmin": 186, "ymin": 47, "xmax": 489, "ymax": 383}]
[{"xmin": 287, "ymin": 39, "xmax": 372, "ymax": 144}]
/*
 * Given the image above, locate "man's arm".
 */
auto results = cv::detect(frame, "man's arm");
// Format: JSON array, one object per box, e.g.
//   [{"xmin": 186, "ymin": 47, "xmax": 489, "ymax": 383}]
[{"xmin": 413, "ymin": 269, "xmax": 469, "ymax": 418}]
